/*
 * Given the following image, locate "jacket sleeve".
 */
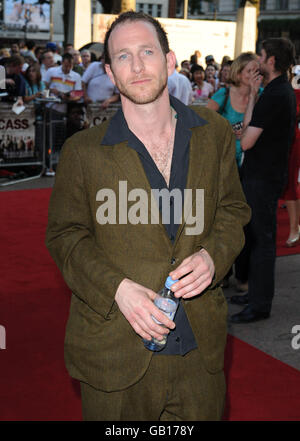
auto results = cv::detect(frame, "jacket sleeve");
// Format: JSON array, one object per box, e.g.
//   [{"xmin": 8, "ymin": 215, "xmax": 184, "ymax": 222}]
[
  {"xmin": 197, "ymin": 119, "xmax": 251, "ymax": 285},
  {"xmin": 45, "ymin": 138, "xmax": 126, "ymax": 319}
]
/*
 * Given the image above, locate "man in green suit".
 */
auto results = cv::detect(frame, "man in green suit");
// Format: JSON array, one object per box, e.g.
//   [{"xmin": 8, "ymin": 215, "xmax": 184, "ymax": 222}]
[{"xmin": 46, "ymin": 11, "xmax": 251, "ymax": 421}]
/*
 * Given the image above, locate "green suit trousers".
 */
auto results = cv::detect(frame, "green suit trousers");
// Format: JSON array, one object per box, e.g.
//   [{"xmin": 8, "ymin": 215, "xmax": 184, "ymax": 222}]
[{"xmin": 80, "ymin": 348, "xmax": 226, "ymax": 421}]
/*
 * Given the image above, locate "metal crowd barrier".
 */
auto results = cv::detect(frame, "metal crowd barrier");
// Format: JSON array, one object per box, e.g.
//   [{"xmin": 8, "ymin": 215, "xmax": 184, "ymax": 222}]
[
  {"xmin": 0, "ymin": 99, "xmax": 206, "ymax": 187},
  {"xmin": 0, "ymin": 101, "xmax": 121, "ymax": 187},
  {"xmin": 0, "ymin": 103, "xmax": 44, "ymax": 186}
]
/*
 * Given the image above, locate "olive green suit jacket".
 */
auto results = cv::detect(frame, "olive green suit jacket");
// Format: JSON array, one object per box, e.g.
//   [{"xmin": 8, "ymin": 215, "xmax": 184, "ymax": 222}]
[{"xmin": 46, "ymin": 105, "xmax": 251, "ymax": 392}]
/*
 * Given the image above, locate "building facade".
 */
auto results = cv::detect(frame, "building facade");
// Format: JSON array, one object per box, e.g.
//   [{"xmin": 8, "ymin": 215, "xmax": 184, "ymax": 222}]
[
  {"xmin": 137, "ymin": 1, "xmax": 300, "ymax": 54},
  {"xmin": 136, "ymin": 1, "xmax": 300, "ymax": 20},
  {"xmin": 1, "ymin": 1, "xmax": 299, "ymax": 54}
]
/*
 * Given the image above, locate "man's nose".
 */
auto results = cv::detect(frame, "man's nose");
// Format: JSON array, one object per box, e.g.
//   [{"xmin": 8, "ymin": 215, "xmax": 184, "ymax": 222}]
[{"xmin": 131, "ymin": 54, "xmax": 144, "ymax": 74}]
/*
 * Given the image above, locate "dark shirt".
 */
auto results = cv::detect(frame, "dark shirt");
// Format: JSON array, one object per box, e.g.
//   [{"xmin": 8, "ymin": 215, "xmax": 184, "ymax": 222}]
[
  {"xmin": 3, "ymin": 73, "xmax": 26, "ymax": 102},
  {"xmin": 101, "ymin": 95, "xmax": 208, "ymax": 355},
  {"xmin": 242, "ymin": 74, "xmax": 296, "ymax": 183}
]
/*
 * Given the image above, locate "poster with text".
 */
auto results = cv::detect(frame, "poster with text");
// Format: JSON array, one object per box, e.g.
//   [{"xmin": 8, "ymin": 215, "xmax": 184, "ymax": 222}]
[{"xmin": 0, "ymin": 105, "xmax": 37, "ymax": 164}]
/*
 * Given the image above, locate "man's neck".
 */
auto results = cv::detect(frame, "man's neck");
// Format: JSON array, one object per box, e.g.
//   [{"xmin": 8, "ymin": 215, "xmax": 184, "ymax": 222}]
[
  {"xmin": 121, "ymin": 89, "xmax": 173, "ymax": 139},
  {"xmin": 264, "ymin": 70, "xmax": 282, "ymax": 86},
  {"xmin": 62, "ymin": 67, "xmax": 70, "ymax": 75}
]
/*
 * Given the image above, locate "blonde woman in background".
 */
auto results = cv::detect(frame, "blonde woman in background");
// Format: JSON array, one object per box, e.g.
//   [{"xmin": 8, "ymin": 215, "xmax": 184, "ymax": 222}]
[
  {"xmin": 207, "ymin": 52, "xmax": 263, "ymax": 290},
  {"xmin": 207, "ymin": 52, "xmax": 263, "ymax": 169}
]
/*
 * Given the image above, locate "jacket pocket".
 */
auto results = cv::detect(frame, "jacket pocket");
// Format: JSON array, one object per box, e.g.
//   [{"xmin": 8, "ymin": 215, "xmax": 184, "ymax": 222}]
[{"xmin": 186, "ymin": 287, "xmax": 228, "ymax": 374}]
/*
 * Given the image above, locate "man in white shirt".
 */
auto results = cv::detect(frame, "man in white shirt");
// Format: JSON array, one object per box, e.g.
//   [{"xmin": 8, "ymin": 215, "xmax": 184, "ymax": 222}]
[
  {"xmin": 44, "ymin": 53, "xmax": 83, "ymax": 176},
  {"xmin": 82, "ymin": 61, "xmax": 119, "ymax": 109},
  {"xmin": 40, "ymin": 50, "xmax": 56, "ymax": 82},
  {"xmin": 168, "ymin": 68, "xmax": 193, "ymax": 105},
  {"xmin": 46, "ymin": 42, "xmax": 62, "ymax": 65},
  {"xmin": 80, "ymin": 50, "xmax": 91, "ymax": 72},
  {"xmin": 44, "ymin": 52, "xmax": 82, "ymax": 113}
]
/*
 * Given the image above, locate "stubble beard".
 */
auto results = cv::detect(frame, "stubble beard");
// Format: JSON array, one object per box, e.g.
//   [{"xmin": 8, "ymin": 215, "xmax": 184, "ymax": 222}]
[
  {"xmin": 259, "ymin": 63, "xmax": 268, "ymax": 80},
  {"xmin": 114, "ymin": 72, "xmax": 168, "ymax": 105}
]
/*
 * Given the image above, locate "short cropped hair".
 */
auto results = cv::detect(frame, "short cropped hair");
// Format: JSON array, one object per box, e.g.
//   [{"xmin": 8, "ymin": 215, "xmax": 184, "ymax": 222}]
[
  {"xmin": 7, "ymin": 55, "xmax": 24, "ymax": 66},
  {"xmin": 62, "ymin": 52, "xmax": 74, "ymax": 63},
  {"xmin": 103, "ymin": 11, "xmax": 170, "ymax": 66},
  {"xmin": 230, "ymin": 52, "xmax": 258, "ymax": 87},
  {"xmin": 261, "ymin": 38, "xmax": 295, "ymax": 74}
]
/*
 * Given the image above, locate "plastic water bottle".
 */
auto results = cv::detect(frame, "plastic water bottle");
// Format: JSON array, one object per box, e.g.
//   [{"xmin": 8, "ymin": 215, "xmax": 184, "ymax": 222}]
[{"xmin": 143, "ymin": 276, "xmax": 179, "ymax": 352}]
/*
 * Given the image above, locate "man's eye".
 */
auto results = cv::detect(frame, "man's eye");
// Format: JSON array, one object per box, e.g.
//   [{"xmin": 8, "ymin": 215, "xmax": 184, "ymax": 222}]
[
  {"xmin": 145, "ymin": 50, "xmax": 153, "ymax": 55},
  {"xmin": 119, "ymin": 54, "xmax": 127, "ymax": 60}
]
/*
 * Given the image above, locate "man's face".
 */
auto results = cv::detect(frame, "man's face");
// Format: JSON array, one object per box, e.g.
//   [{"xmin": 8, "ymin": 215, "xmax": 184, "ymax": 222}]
[
  {"xmin": 72, "ymin": 51, "xmax": 81, "ymax": 64},
  {"xmin": 105, "ymin": 20, "xmax": 174, "ymax": 105},
  {"xmin": 205, "ymin": 65, "xmax": 216, "ymax": 79},
  {"xmin": 258, "ymin": 48, "xmax": 270, "ymax": 76},
  {"xmin": 44, "ymin": 52, "xmax": 54, "ymax": 68},
  {"xmin": 62, "ymin": 59, "xmax": 73, "ymax": 74},
  {"xmin": 81, "ymin": 52, "xmax": 91, "ymax": 65},
  {"xmin": 181, "ymin": 61, "xmax": 190, "ymax": 70},
  {"xmin": 9, "ymin": 63, "xmax": 22, "ymax": 75},
  {"xmin": 11, "ymin": 44, "xmax": 19, "ymax": 54}
]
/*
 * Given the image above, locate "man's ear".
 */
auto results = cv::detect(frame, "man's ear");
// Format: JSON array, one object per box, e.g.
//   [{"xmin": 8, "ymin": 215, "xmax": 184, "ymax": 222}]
[
  {"xmin": 105, "ymin": 63, "xmax": 116, "ymax": 86},
  {"xmin": 166, "ymin": 50, "xmax": 176, "ymax": 77},
  {"xmin": 268, "ymin": 55, "xmax": 276, "ymax": 70}
]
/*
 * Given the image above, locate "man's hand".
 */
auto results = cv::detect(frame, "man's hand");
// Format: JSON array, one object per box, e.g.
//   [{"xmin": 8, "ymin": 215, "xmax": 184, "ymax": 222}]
[
  {"xmin": 50, "ymin": 87, "xmax": 60, "ymax": 97},
  {"xmin": 100, "ymin": 98, "xmax": 111, "ymax": 110},
  {"xmin": 169, "ymin": 249, "xmax": 215, "ymax": 299},
  {"xmin": 6, "ymin": 78, "xmax": 15, "ymax": 86},
  {"xmin": 115, "ymin": 278, "xmax": 176, "ymax": 341},
  {"xmin": 84, "ymin": 96, "xmax": 93, "ymax": 104},
  {"xmin": 249, "ymin": 69, "xmax": 263, "ymax": 97}
]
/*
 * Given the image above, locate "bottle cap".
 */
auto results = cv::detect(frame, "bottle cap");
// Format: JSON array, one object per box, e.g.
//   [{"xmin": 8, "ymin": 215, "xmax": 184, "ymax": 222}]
[{"xmin": 165, "ymin": 276, "xmax": 179, "ymax": 290}]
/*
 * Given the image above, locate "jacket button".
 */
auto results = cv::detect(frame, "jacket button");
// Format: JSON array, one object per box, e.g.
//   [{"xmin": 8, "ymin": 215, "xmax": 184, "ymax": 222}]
[{"xmin": 171, "ymin": 257, "xmax": 176, "ymax": 265}]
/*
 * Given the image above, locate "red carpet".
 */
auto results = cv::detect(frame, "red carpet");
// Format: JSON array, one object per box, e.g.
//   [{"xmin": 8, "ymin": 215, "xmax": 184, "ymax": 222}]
[
  {"xmin": 1, "ymin": 188, "xmax": 300, "ymax": 421},
  {"xmin": 276, "ymin": 201, "xmax": 300, "ymax": 256}
]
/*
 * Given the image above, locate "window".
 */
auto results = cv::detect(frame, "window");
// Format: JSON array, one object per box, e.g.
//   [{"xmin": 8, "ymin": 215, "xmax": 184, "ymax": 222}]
[
  {"xmin": 157, "ymin": 4, "xmax": 162, "ymax": 17},
  {"xmin": 148, "ymin": 3, "xmax": 153, "ymax": 15},
  {"xmin": 0, "ymin": 0, "xmax": 3, "ymax": 21},
  {"xmin": 176, "ymin": 0, "xmax": 183, "ymax": 16},
  {"xmin": 208, "ymin": 1, "xmax": 218, "ymax": 13},
  {"xmin": 260, "ymin": 0, "xmax": 267, "ymax": 11},
  {"xmin": 234, "ymin": 0, "xmax": 240, "ymax": 10},
  {"xmin": 137, "ymin": 3, "xmax": 144, "ymax": 13},
  {"xmin": 275, "ymin": 0, "xmax": 288, "ymax": 9}
]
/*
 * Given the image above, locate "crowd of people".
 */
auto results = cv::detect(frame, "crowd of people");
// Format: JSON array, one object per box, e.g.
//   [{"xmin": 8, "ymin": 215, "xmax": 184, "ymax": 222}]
[
  {"xmin": 0, "ymin": 40, "xmax": 122, "ymax": 175},
  {"xmin": 0, "ymin": 40, "xmax": 118, "ymax": 107},
  {"xmin": 0, "ymin": 39, "xmax": 233, "ymax": 110},
  {"xmin": 0, "ymin": 39, "xmax": 239, "ymax": 110}
]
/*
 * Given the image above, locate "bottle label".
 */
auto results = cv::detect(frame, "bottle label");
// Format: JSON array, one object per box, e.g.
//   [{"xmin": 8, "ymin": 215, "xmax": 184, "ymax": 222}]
[{"xmin": 152, "ymin": 297, "xmax": 177, "ymax": 324}]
